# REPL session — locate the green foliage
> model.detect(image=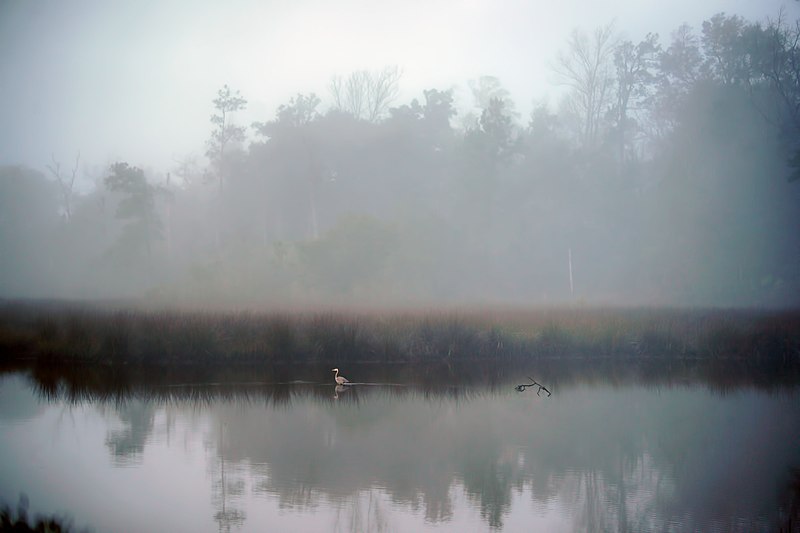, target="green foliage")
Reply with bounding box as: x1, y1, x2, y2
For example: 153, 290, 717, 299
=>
478, 97, 518, 162
700, 13, 750, 85
253, 93, 320, 136
421, 89, 457, 131
295, 214, 397, 296
103, 162, 165, 258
